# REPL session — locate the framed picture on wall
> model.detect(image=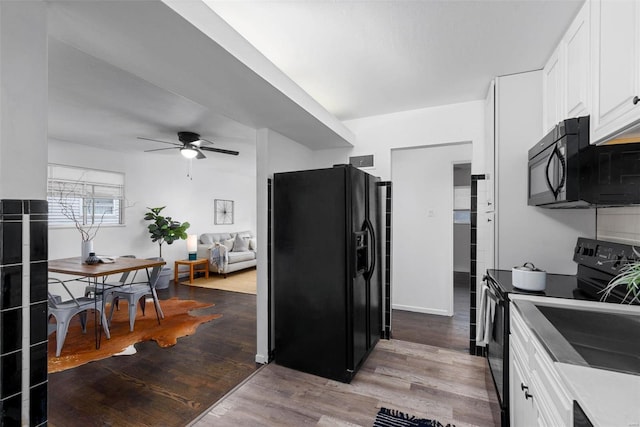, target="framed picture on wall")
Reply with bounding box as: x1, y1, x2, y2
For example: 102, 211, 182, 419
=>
214, 199, 234, 225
